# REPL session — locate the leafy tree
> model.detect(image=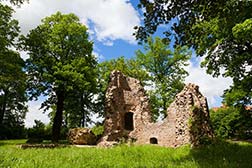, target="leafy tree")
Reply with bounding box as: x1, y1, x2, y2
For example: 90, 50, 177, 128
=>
135, 0, 252, 106
20, 12, 97, 142
63, 90, 99, 128
135, 37, 190, 119
98, 40, 189, 120
210, 107, 252, 139
0, 3, 27, 138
